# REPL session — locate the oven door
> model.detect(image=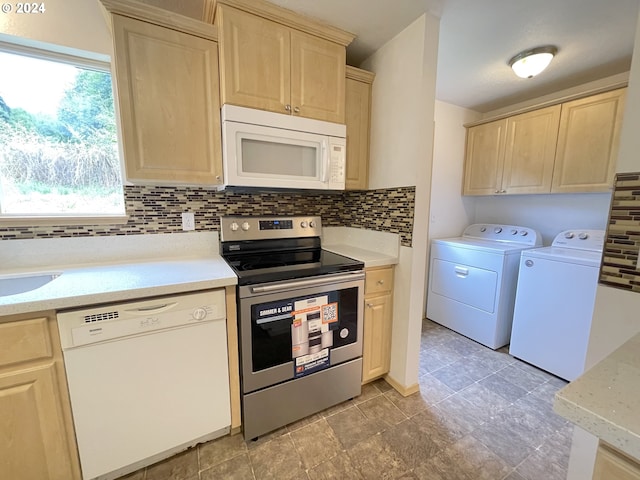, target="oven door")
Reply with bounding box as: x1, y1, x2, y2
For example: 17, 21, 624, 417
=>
237, 271, 364, 394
